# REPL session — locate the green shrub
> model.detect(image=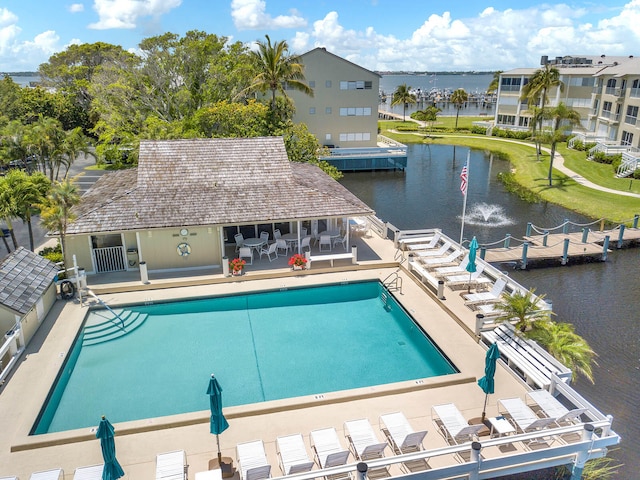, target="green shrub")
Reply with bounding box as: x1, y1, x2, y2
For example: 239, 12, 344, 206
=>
395, 123, 419, 132
611, 157, 622, 172
497, 171, 541, 202
471, 125, 488, 135
633, 169, 640, 179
